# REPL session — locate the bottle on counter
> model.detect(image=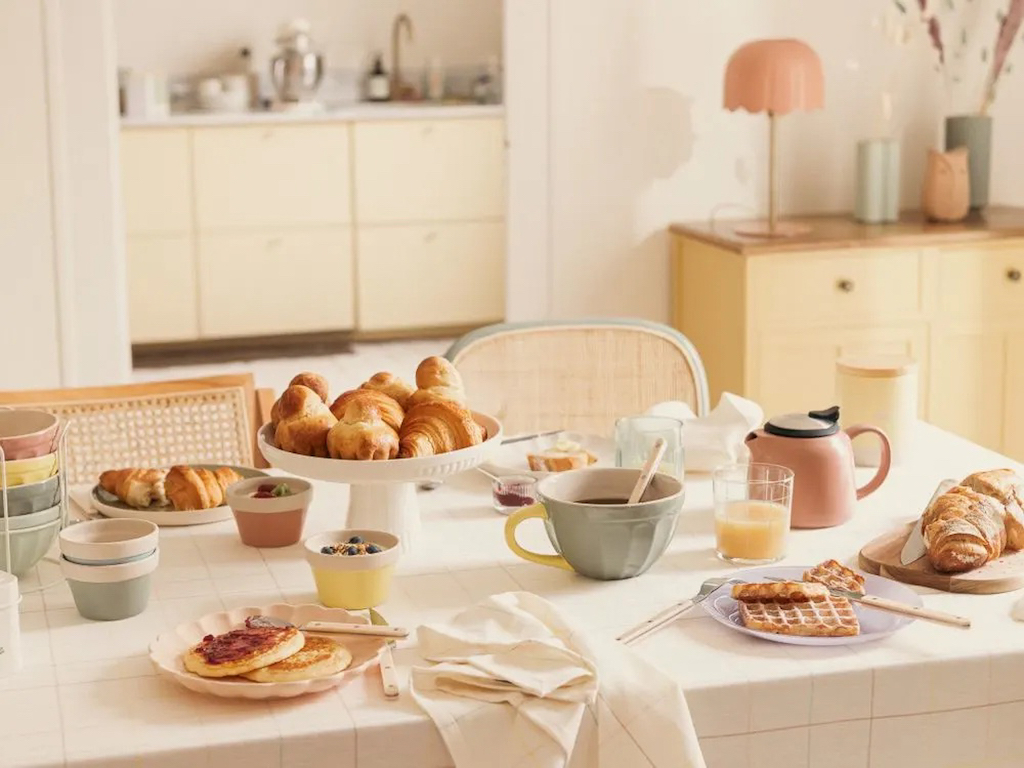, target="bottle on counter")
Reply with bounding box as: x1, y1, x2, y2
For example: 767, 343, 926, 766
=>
367, 53, 390, 102
240, 47, 262, 110
426, 56, 445, 101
